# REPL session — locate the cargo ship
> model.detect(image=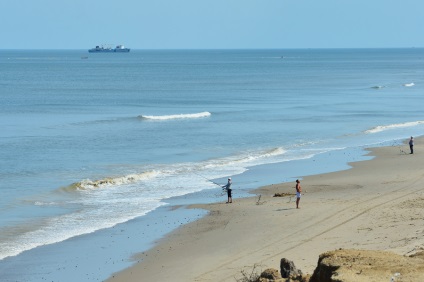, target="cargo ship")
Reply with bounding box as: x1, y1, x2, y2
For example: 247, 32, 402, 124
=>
88, 45, 130, 53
